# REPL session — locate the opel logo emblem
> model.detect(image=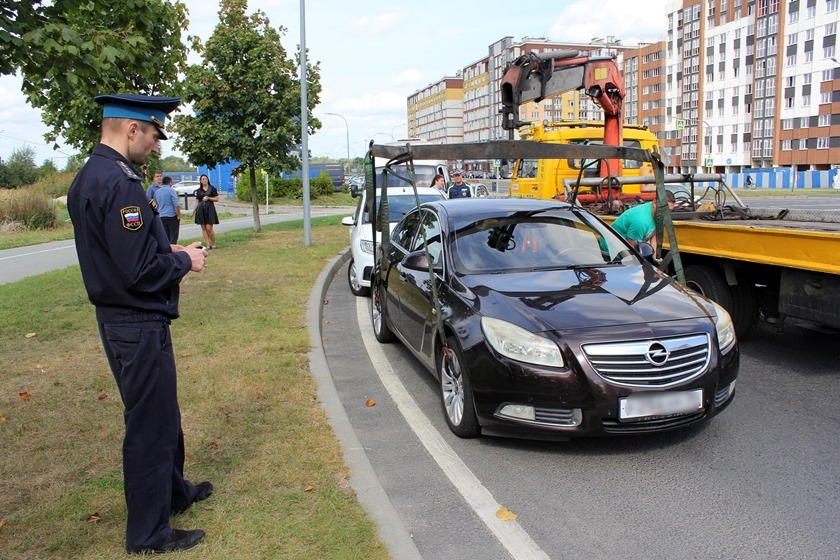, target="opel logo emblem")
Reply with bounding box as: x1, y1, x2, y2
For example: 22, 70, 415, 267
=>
645, 342, 670, 366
